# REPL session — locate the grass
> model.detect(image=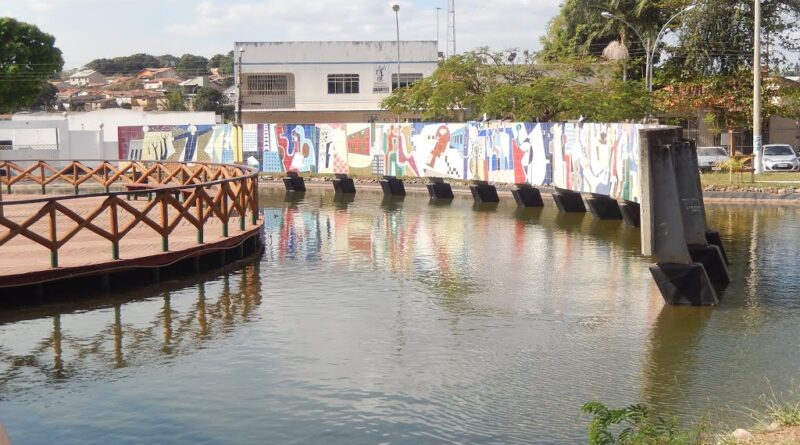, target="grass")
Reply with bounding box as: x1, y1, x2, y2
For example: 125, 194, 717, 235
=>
699, 171, 800, 191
